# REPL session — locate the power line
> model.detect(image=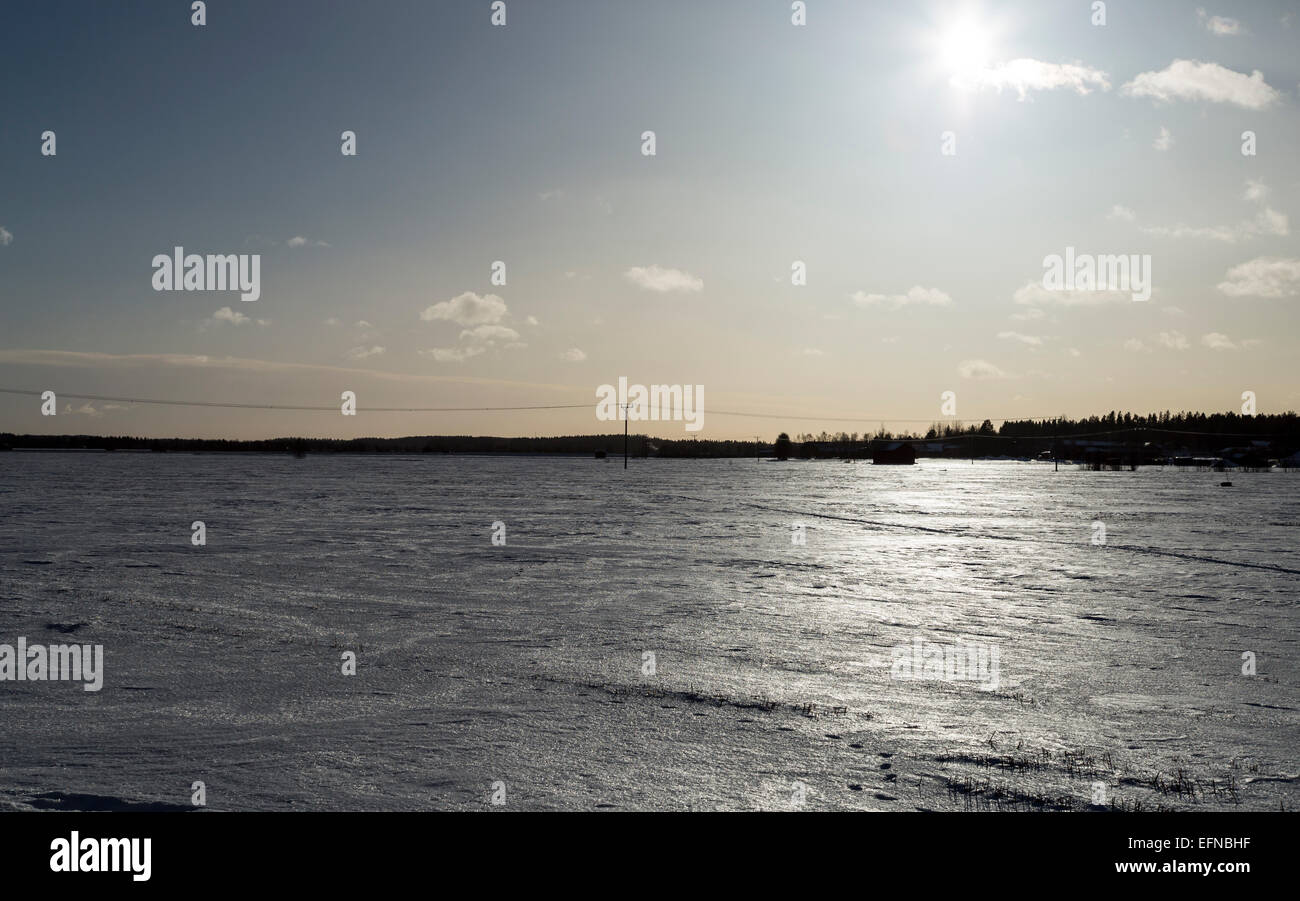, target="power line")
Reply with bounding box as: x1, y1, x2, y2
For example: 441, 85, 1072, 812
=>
0, 387, 1286, 438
